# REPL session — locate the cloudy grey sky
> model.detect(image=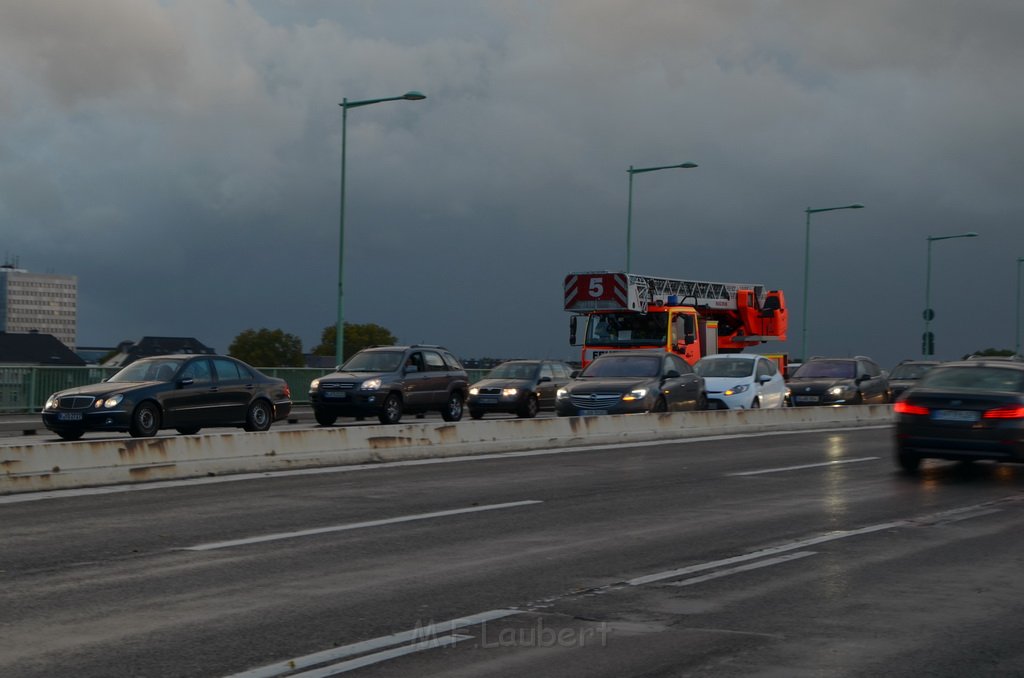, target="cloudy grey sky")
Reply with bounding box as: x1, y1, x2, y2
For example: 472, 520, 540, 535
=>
1, 0, 1022, 367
